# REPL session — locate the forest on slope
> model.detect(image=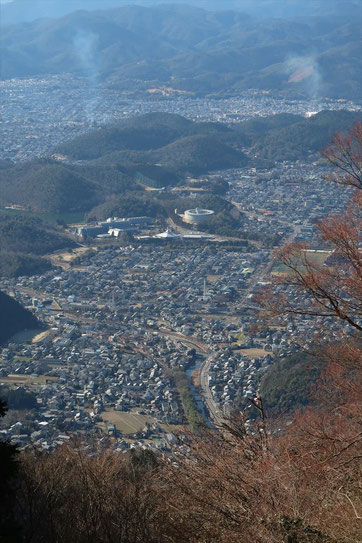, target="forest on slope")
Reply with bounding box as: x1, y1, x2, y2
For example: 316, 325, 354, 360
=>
260, 351, 325, 415
246, 110, 362, 161
0, 212, 75, 278
0, 291, 41, 345
0, 113, 249, 213
56, 110, 362, 165
1, 110, 358, 216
